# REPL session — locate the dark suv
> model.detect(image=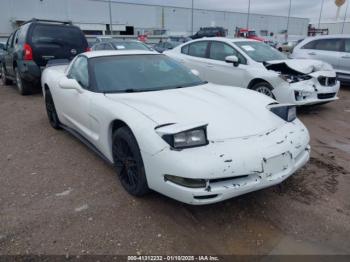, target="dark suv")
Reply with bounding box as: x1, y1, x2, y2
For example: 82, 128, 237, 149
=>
1, 19, 89, 95
191, 27, 227, 39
